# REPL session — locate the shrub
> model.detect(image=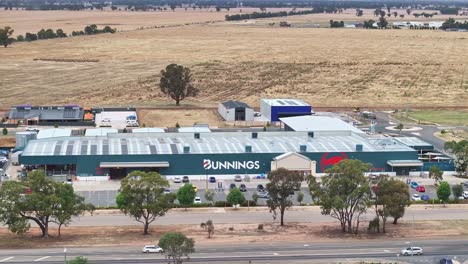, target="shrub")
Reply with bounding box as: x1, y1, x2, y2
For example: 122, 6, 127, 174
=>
214, 201, 231, 207
257, 224, 264, 230
228, 227, 234, 231
441, 129, 447, 134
